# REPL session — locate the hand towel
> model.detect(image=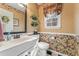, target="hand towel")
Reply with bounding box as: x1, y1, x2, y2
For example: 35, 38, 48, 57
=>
0, 18, 4, 41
